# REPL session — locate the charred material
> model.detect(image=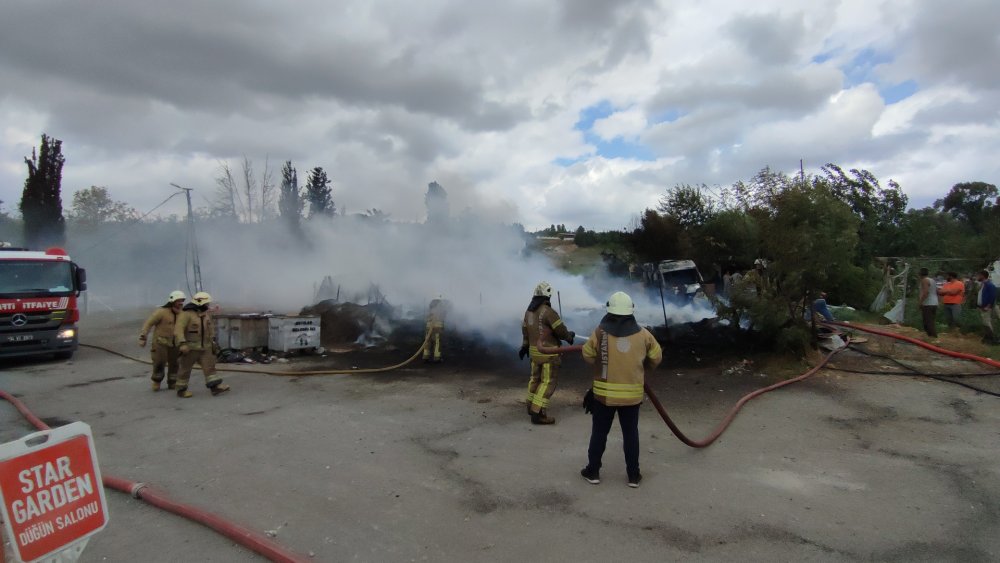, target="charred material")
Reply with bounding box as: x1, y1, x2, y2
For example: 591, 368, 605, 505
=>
649, 318, 765, 368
